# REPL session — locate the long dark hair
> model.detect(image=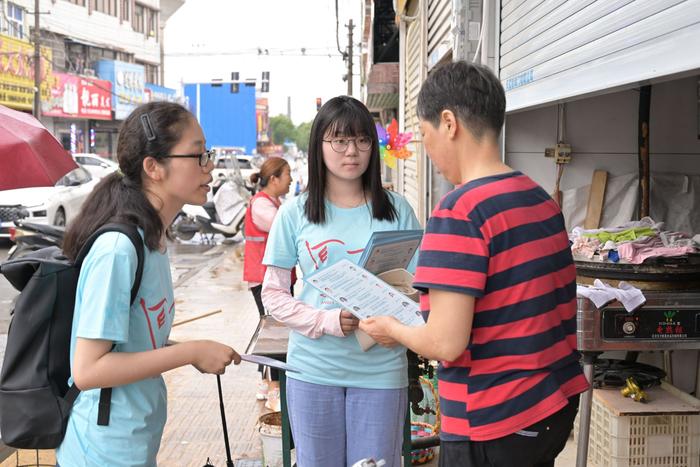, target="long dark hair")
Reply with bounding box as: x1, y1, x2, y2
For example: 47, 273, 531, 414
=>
305, 96, 397, 224
63, 101, 194, 260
